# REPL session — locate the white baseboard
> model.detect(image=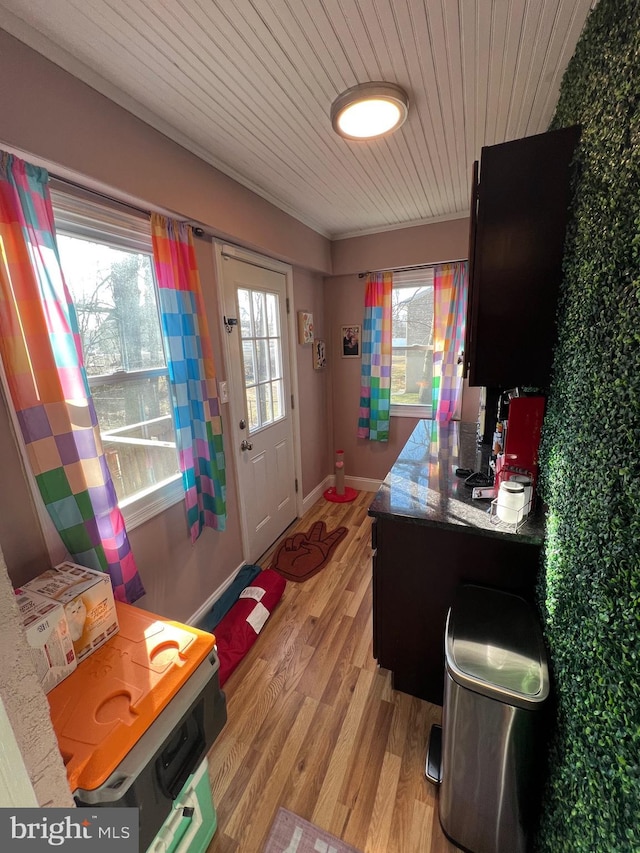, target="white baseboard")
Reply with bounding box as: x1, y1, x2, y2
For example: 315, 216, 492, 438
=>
186, 559, 246, 627
303, 475, 380, 513
302, 476, 331, 513
346, 475, 382, 493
